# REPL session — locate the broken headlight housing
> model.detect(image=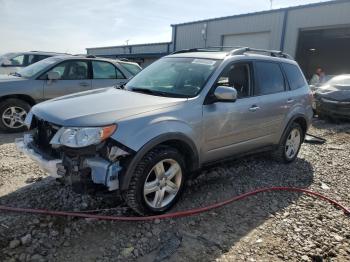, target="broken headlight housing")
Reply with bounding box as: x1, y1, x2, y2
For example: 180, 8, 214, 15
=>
50, 125, 117, 148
